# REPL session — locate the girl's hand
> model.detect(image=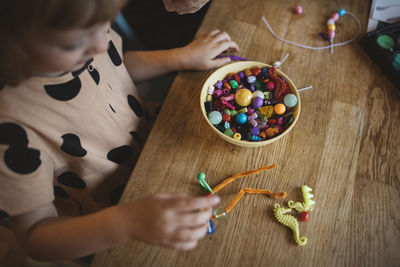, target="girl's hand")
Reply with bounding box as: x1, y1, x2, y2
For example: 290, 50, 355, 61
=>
179, 30, 240, 71
120, 193, 220, 250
